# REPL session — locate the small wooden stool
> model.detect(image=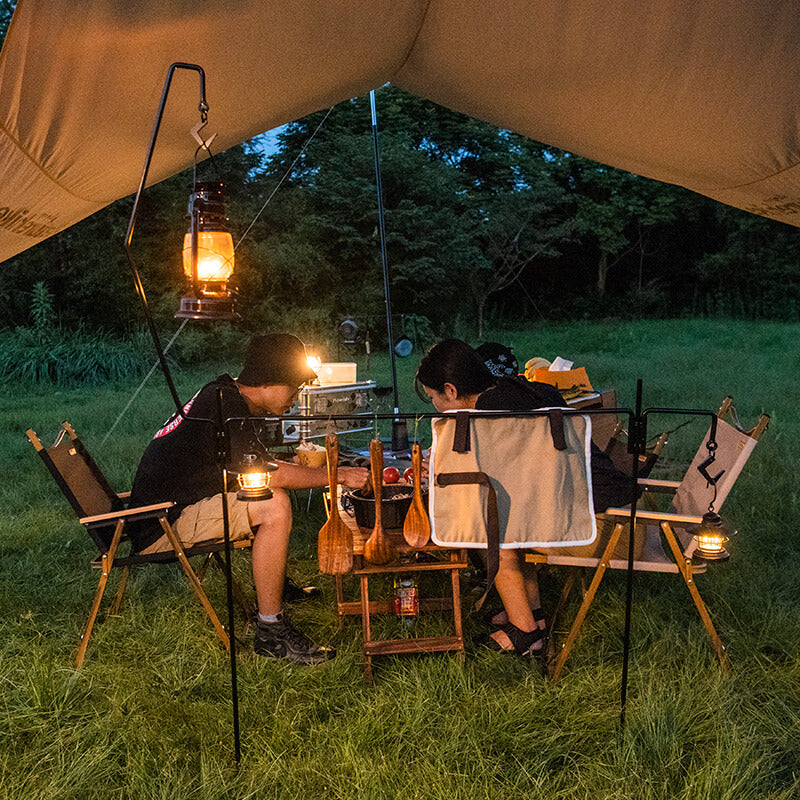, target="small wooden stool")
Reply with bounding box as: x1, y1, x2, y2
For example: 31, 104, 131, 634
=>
330, 491, 468, 681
